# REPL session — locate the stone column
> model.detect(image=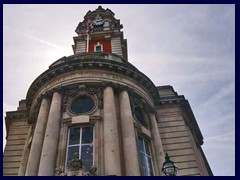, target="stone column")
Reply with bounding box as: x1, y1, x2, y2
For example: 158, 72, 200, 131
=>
38, 91, 62, 176
119, 90, 141, 176
25, 97, 51, 176
149, 113, 165, 176
103, 86, 121, 176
